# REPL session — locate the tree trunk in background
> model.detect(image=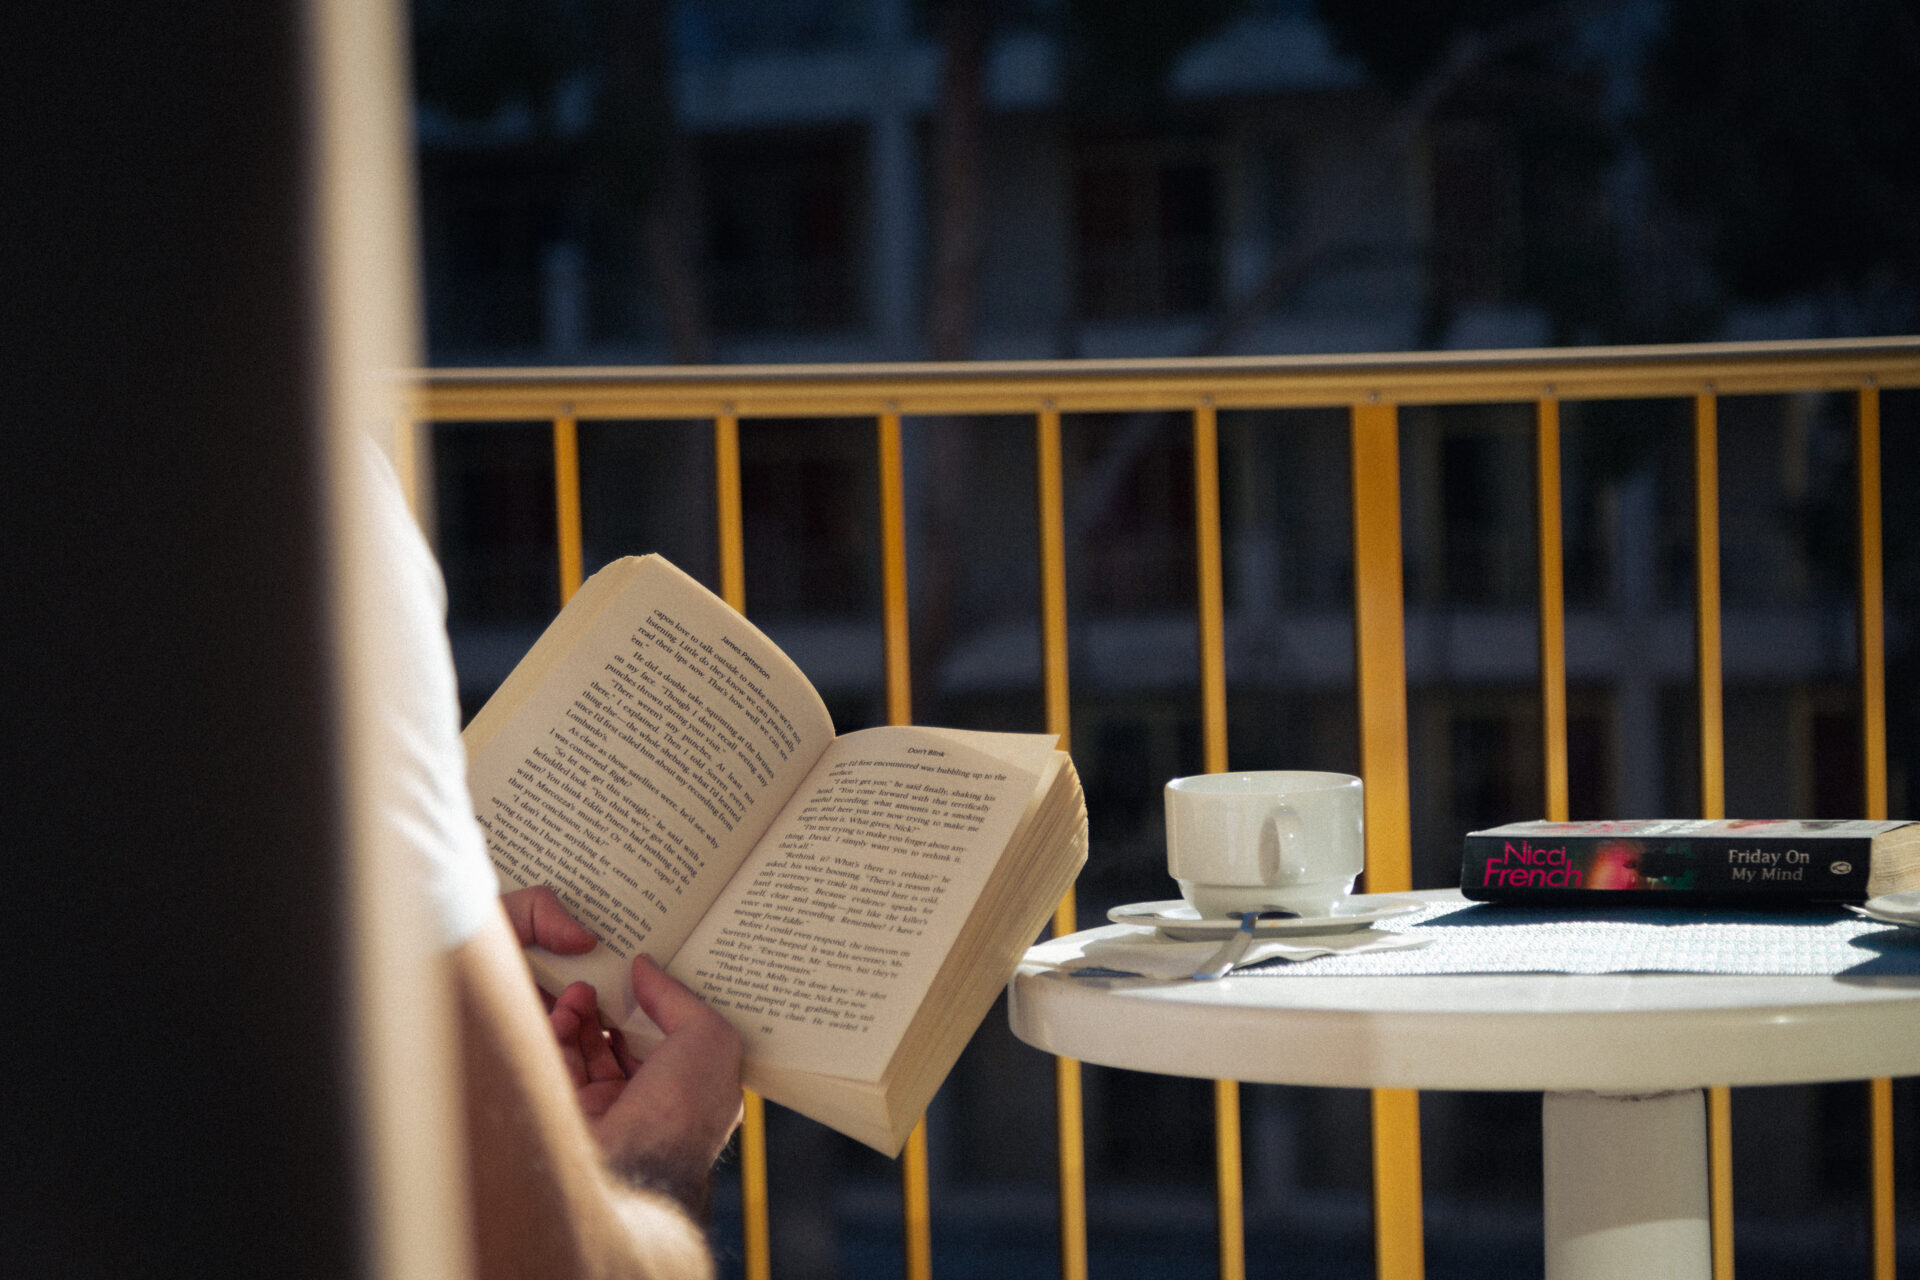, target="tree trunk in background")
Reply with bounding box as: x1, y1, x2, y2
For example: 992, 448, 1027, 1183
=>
925, 0, 989, 362
916, 1, 993, 717
598, 0, 712, 364
641, 137, 711, 365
